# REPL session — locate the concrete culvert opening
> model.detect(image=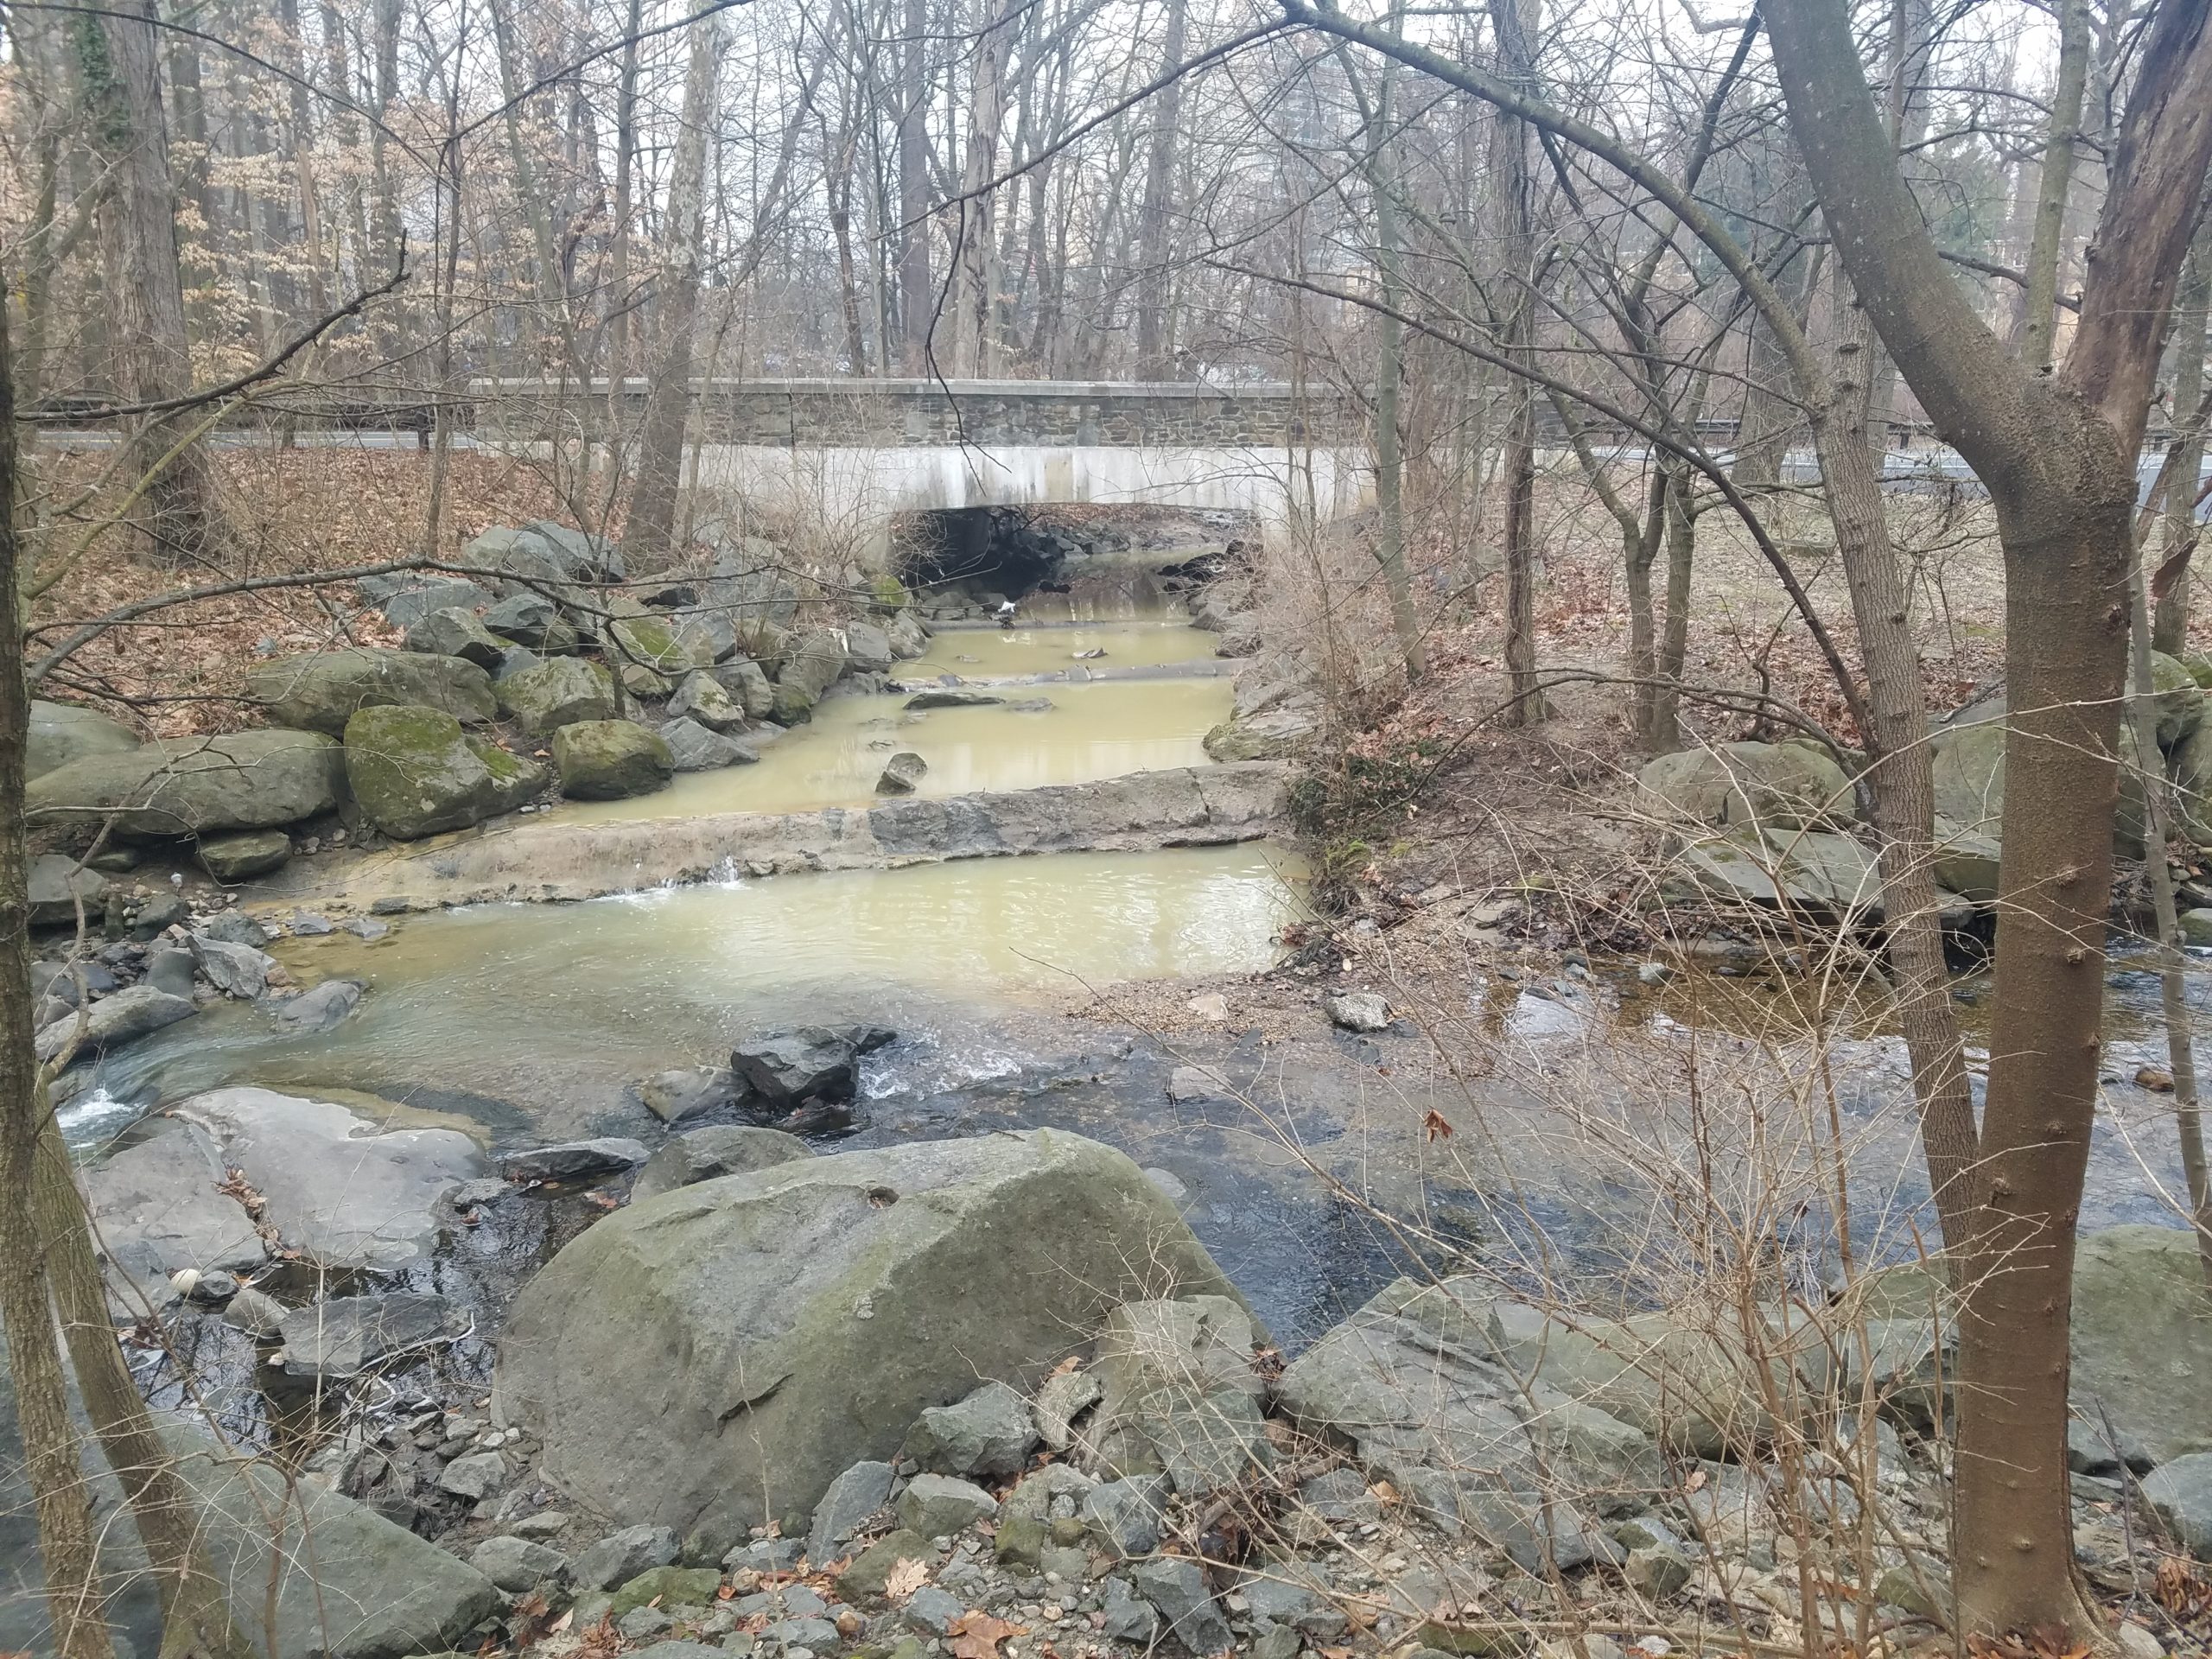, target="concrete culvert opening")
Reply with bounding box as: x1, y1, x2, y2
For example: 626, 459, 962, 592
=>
889, 504, 1258, 622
